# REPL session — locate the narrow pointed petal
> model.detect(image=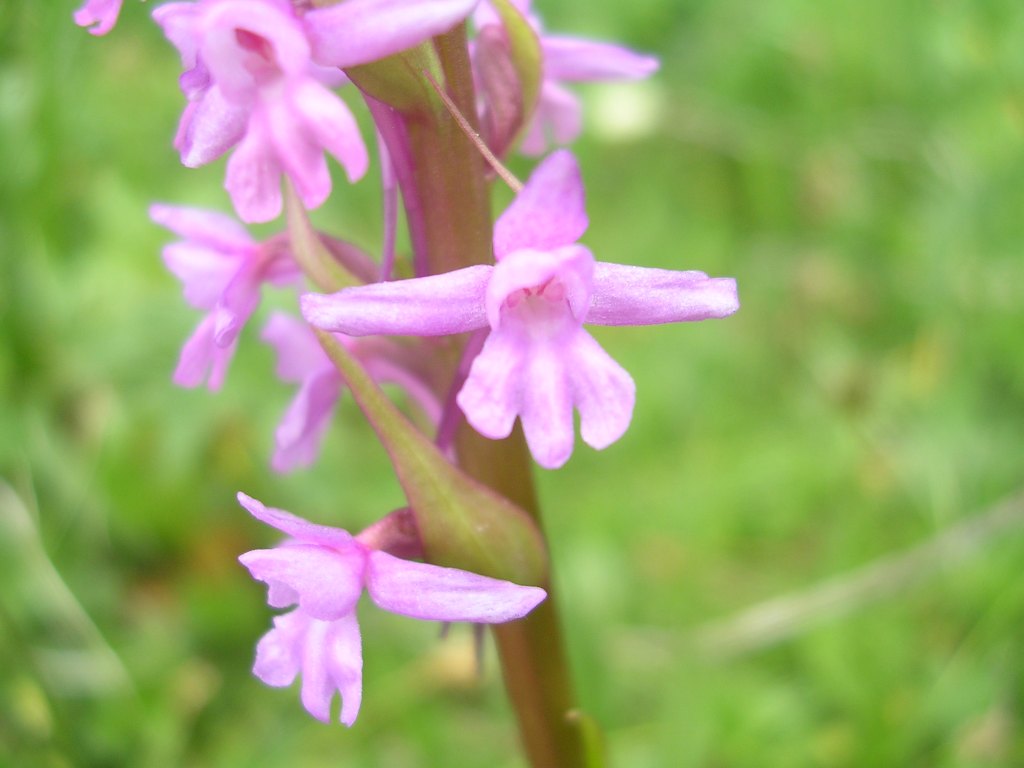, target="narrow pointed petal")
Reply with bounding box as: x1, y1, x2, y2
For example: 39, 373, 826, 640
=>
542, 37, 659, 81
457, 326, 525, 440
493, 149, 587, 258
225, 121, 283, 223
298, 612, 363, 725
366, 550, 546, 623
239, 544, 364, 620
566, 329, 635, 450
305, 0, 480, 68
587, 264, 740, 325
237, 493, 356, 550
301, 265, 492, 336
